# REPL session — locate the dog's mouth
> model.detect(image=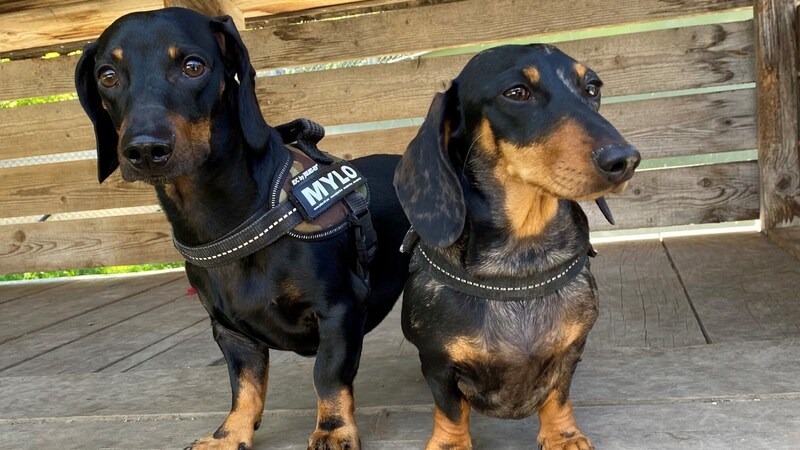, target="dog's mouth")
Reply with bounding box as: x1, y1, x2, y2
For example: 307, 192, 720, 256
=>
118, 147, 200, 186
119, 164, 180, 186
541, 170, 634, 225
590, 144, 639, 224
141, 175, 175, 186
